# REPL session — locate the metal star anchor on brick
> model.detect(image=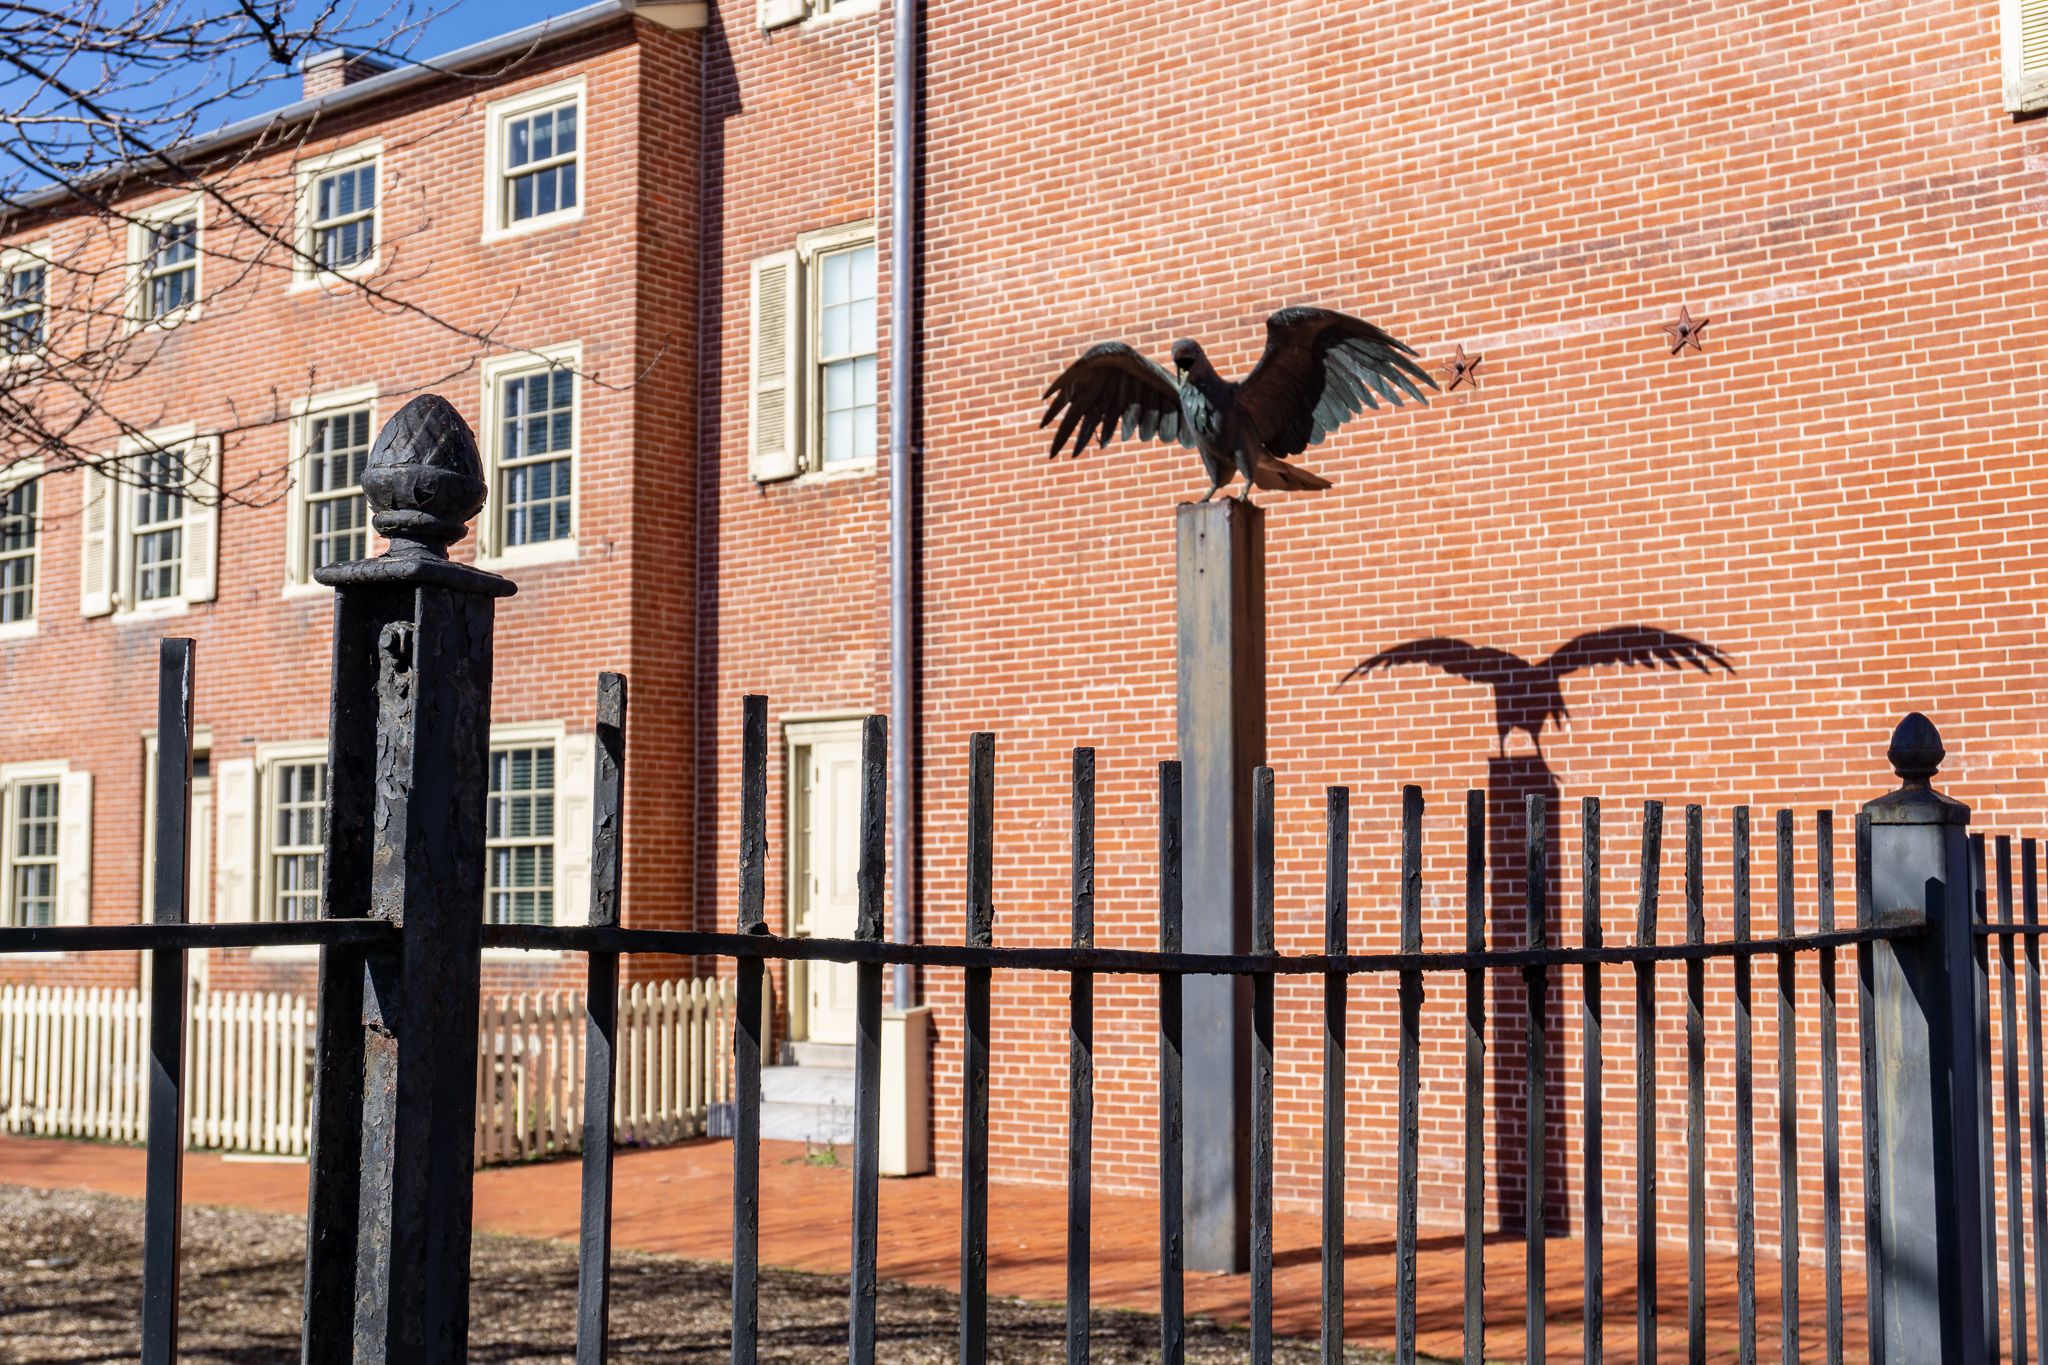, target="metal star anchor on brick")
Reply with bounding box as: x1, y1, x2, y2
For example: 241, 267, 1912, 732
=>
1663, 305, 1710, 354
1038, 307, 1437, 502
